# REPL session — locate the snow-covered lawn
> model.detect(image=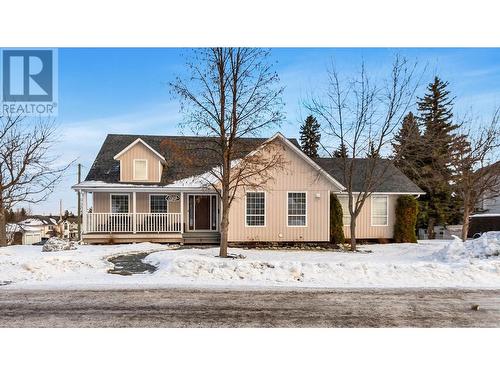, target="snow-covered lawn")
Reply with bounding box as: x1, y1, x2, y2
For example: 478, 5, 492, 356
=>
1, 233, 500, 289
